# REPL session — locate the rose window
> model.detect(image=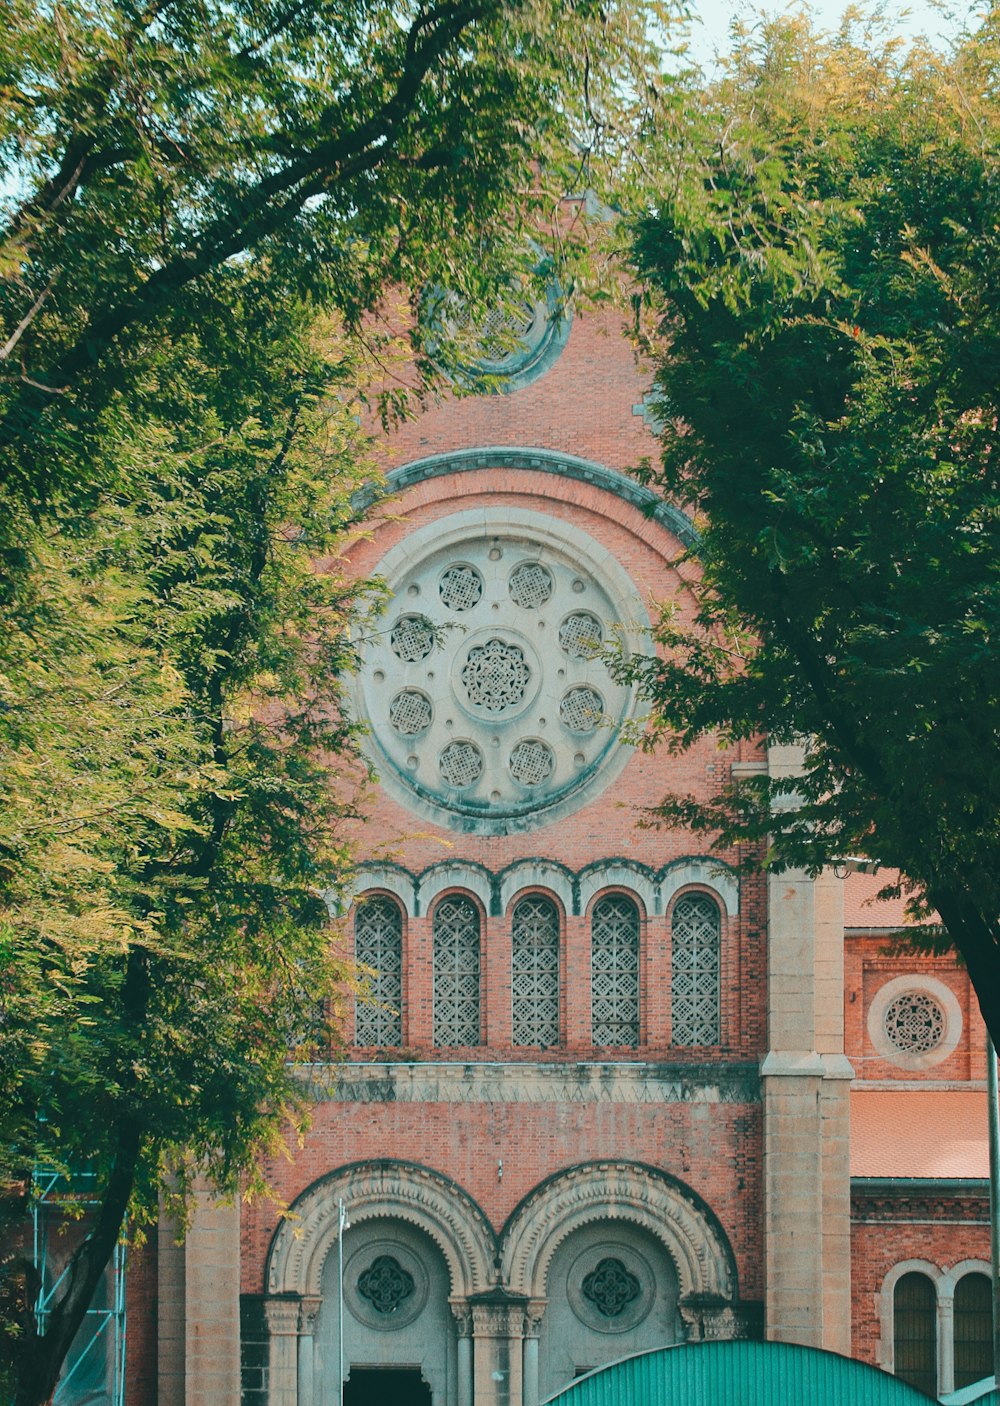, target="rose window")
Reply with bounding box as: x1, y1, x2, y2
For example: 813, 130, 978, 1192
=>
439, 741, 483, 788
439, 564, 483, 611
356, 516, 642, 832
581, 1258, 641, 1319
509, 739, 554, 785
390, 615, 435, 662
559, 686, 603, 734
461, 638, 530, 712
559, 612, 603, 658
357, 1255, 416, 1315
883, 991, 946, 1055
